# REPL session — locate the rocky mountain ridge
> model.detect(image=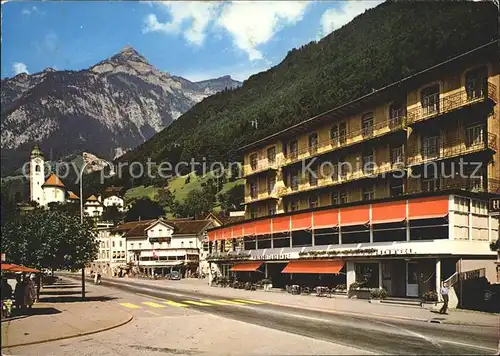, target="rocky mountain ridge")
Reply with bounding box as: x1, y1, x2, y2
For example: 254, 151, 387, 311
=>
0, 46, 241, 175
